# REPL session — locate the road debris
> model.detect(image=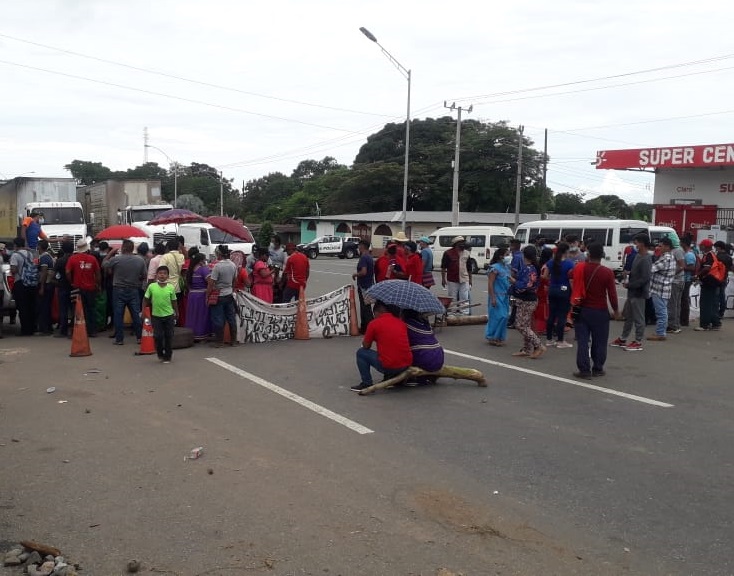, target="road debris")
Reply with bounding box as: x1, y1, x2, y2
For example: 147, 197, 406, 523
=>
185, 446, 204, 461
46, 387, 56, 394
